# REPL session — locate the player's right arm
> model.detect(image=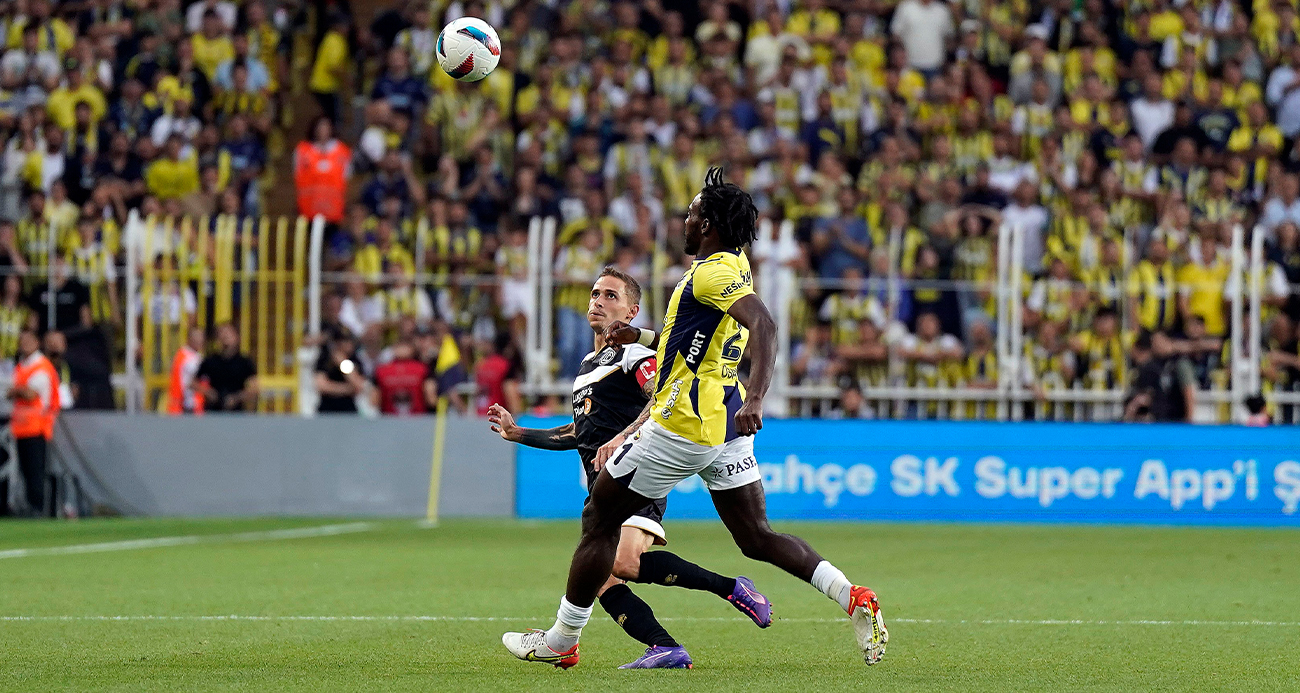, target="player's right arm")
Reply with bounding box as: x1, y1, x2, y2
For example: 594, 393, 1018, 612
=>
726, 294, 776, 436
692, 256, 773, 437
487, 403, 578, 451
